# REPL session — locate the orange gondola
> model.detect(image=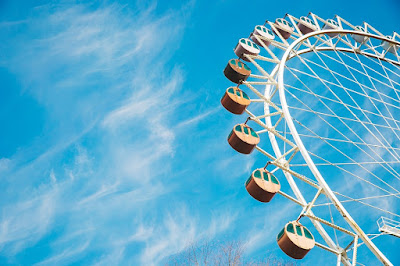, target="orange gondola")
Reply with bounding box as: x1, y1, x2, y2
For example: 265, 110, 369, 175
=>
245, 168, 280, 202
221, 87, 251, 114
277, 221, 315, 259
223, 59, 251, 84
227, 123, 260, 154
